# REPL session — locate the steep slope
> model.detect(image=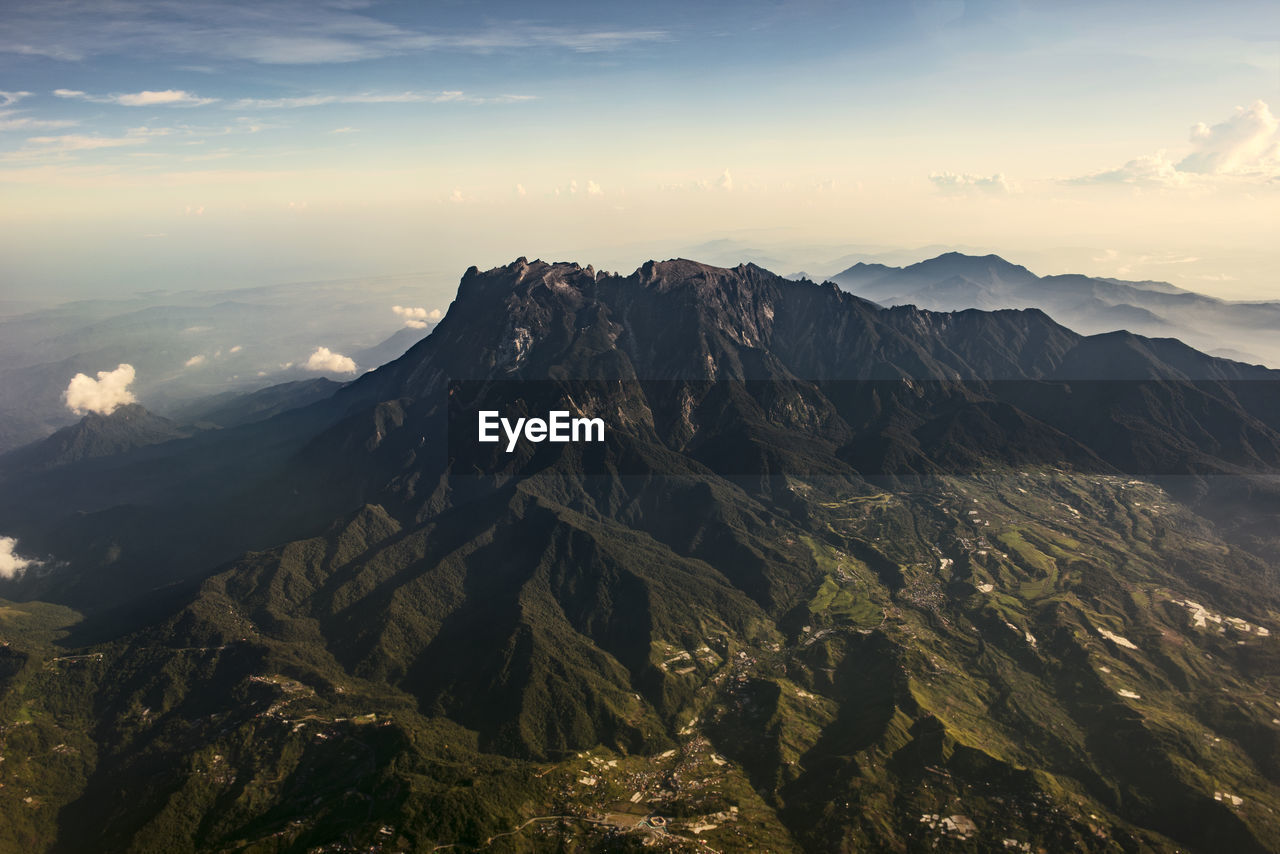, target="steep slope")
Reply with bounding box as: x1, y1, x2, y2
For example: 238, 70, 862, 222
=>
2, 259, 1280, 852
